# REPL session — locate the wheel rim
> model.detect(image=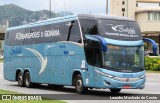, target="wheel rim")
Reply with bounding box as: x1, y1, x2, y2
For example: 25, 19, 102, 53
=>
18, 73, 23, 85
76, 79, 83, 92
